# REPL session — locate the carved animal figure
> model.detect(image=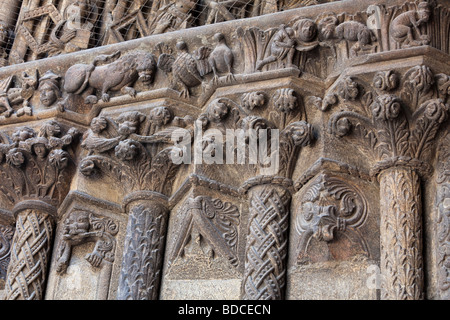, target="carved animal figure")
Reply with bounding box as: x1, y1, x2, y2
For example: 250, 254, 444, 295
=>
63, 50, 157, 104
389, 2, 431, 48
208, 33, 234, 84
157, 41, 211, 98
